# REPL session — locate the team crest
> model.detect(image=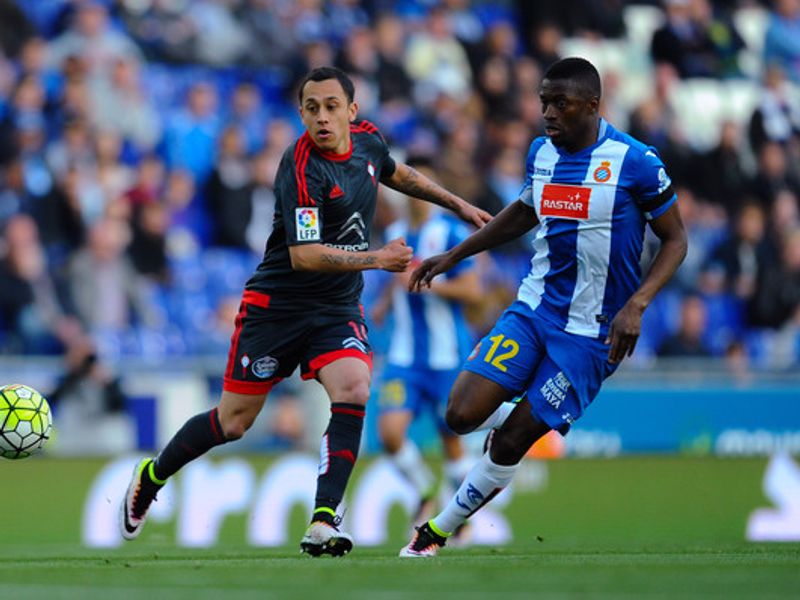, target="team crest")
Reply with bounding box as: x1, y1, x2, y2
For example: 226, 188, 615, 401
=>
252, 356, 279, 379
295, 207, 320, 241
593, 160, 612, 183
367, 161, 376, 185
